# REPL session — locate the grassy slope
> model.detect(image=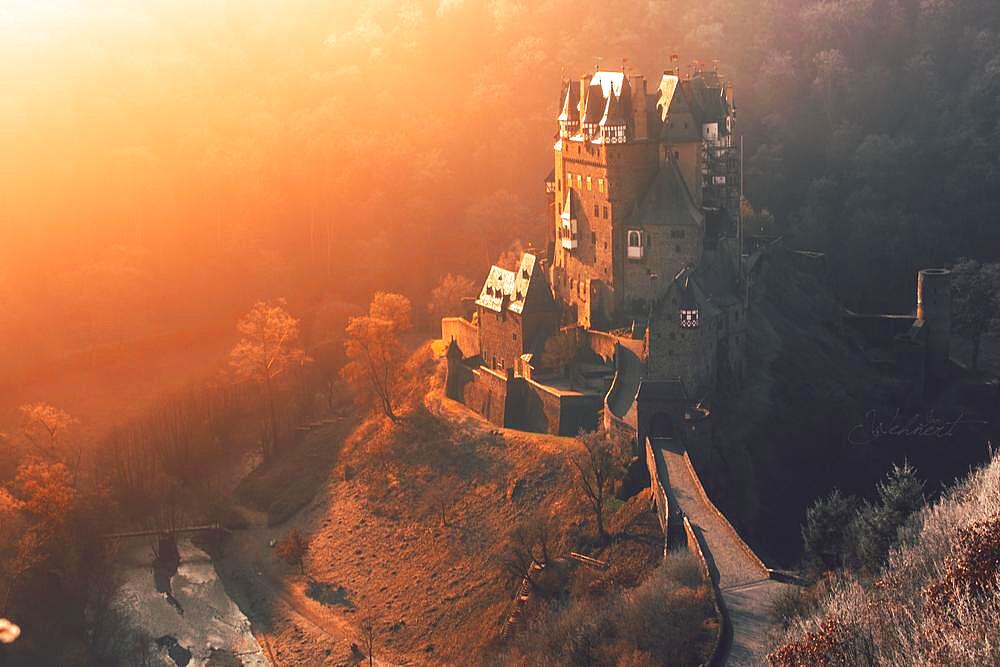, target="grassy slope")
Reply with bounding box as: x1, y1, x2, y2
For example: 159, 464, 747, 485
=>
223, 342, 713, 665
296, 343, 594, 664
